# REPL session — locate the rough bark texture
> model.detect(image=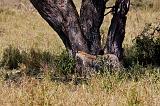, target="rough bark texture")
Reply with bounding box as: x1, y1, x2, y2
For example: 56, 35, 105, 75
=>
104, 0, 130, 61
30, 0, 89, 55
80, 0, 106, 55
